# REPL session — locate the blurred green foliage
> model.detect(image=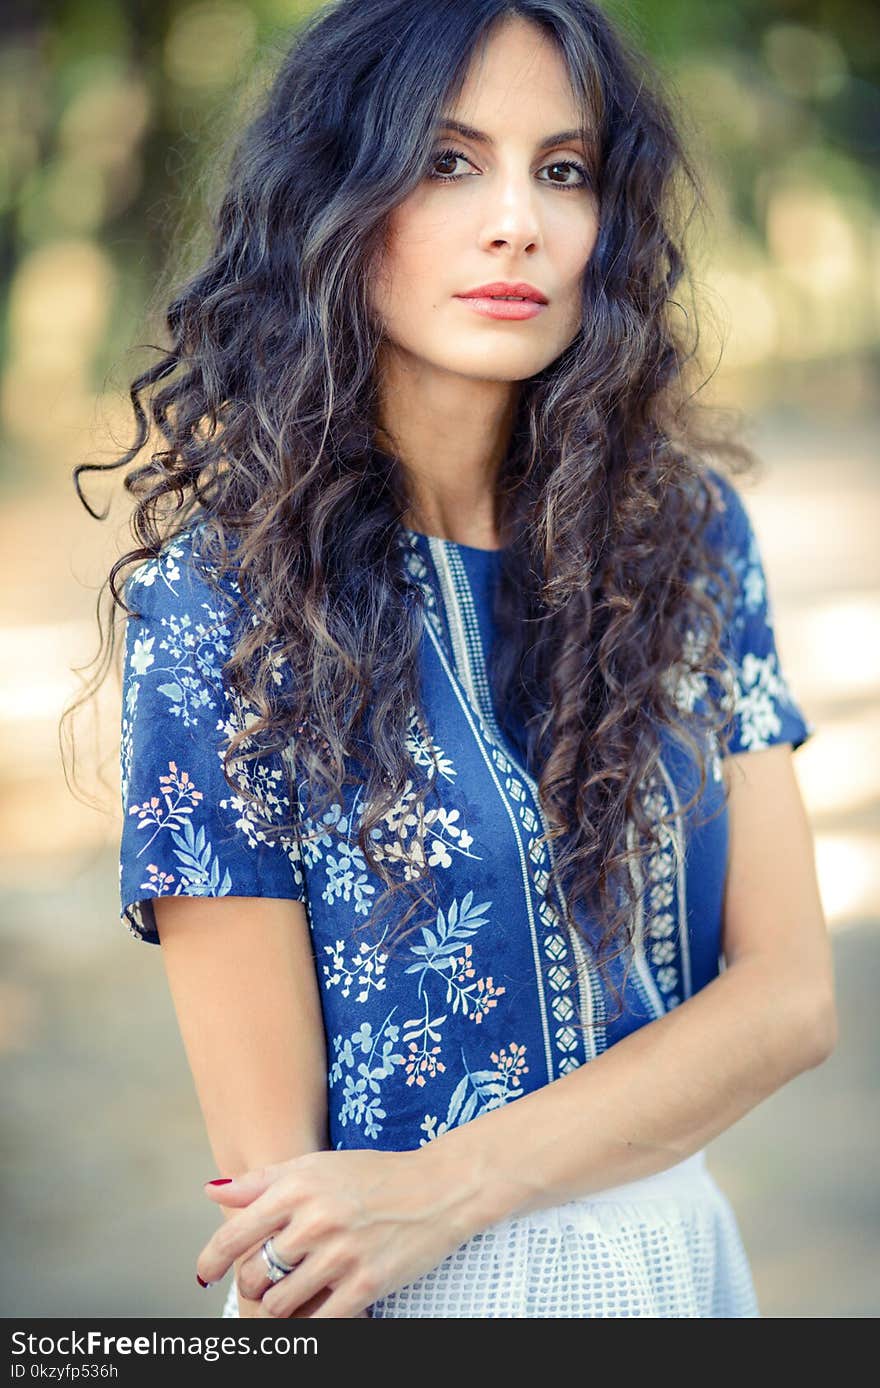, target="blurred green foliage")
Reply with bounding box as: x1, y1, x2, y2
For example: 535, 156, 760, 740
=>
0, 0, 877, 479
